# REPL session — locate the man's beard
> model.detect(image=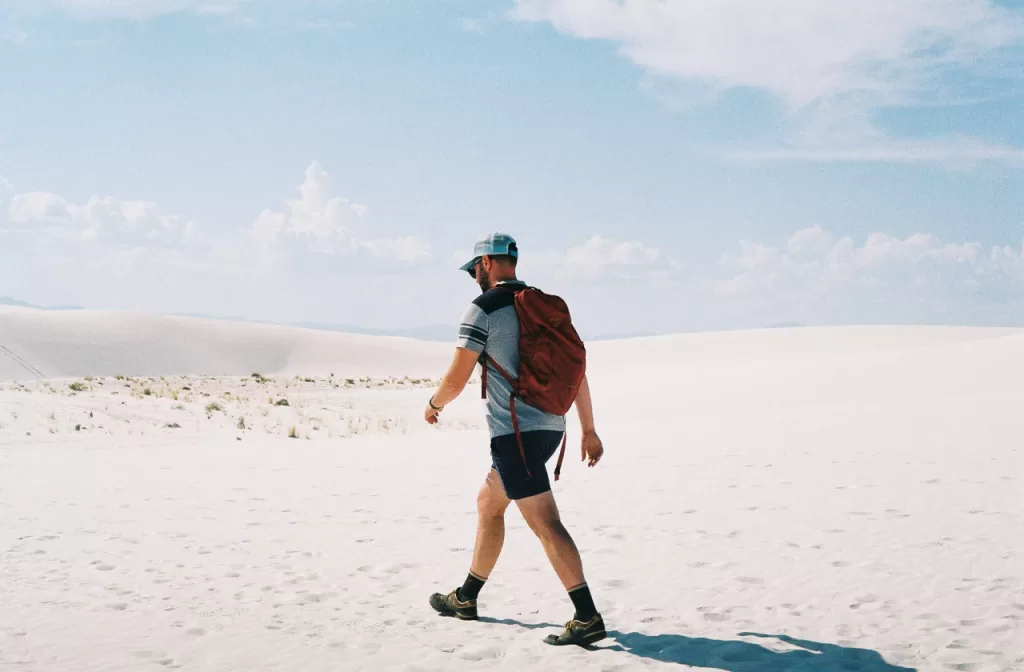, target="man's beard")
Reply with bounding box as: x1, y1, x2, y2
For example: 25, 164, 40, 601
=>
477, 274, 492, 293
